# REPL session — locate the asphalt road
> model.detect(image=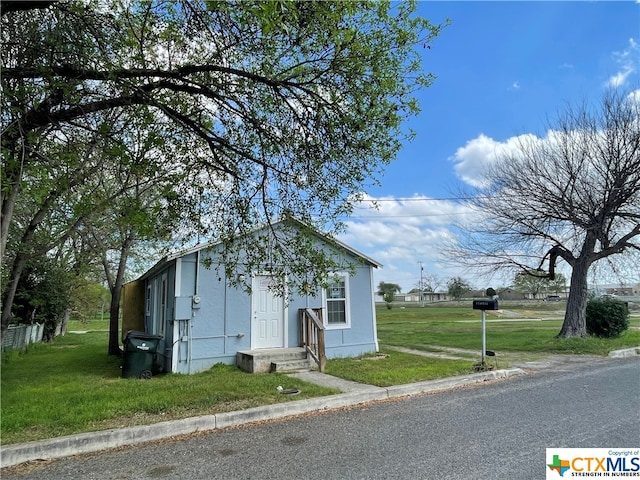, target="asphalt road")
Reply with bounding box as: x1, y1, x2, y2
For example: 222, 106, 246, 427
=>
4, 358, 639, 480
